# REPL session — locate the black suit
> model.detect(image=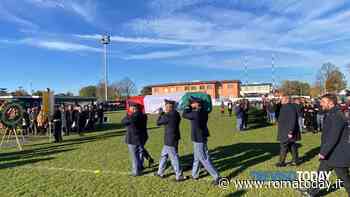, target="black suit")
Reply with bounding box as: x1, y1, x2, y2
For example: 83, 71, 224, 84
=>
277, 103, 301, 164
310, 107, 350, 196
157, 110, 181, 148
122, 111, 146, 145
65, 110, 73, 135
182, 108, 210, 143
53, 109, 62, 142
